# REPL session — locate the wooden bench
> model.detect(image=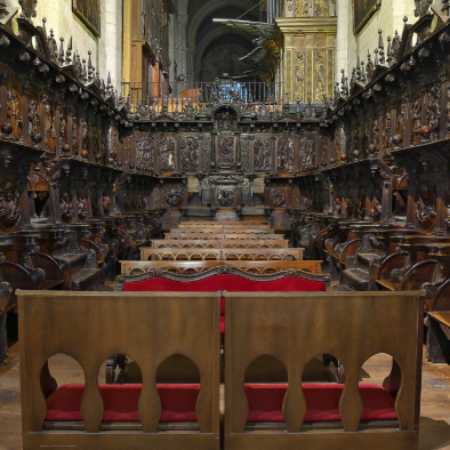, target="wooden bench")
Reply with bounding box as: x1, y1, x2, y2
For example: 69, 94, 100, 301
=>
18, 290, 220, 450
165, 233, 285, 240
115, 268, 330, 384
224, 291, 424, 450
151, 240, 290, 249
140, 248, 303, 262
121, 261, 323, 276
